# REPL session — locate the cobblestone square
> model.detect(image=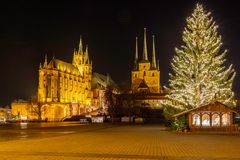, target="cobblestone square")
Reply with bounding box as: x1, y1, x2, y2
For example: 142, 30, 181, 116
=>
0, 124, 240, 160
